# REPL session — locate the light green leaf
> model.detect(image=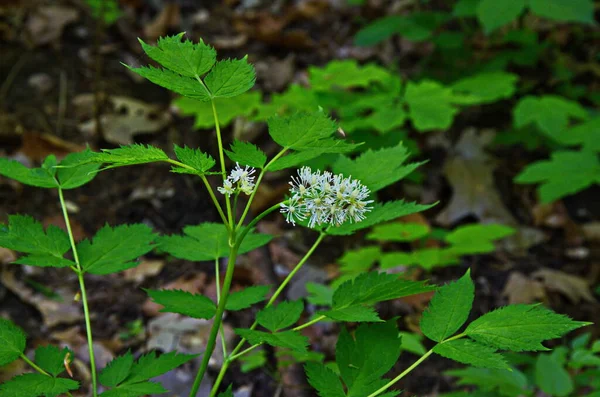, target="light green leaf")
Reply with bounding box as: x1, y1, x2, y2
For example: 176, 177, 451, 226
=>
204, 57, 256, 99
333, 142, 424, 192
305, 362, 346, 397
452, 72, 518, 103
176, 91, 262, 129
321, 305, 381, 323
84, 144, 170, 169
514, 150, 600, 203
535, 352, 574, 397
0, 373, 79, 397
476, 0, 526, 34
327, 200, 436, 236
13, 254, 74, 269
529, 0, 595, 24
399, 332, 427, 355
367, 222, 430, 242
339, 246, 381, 275
433, 339, 510, 369
224, 140, 267, 169
226, 285, 271, 311
309, 60, 391, 89
77, 224, 156, 275
171, 145, 215, 175
125, 65, 210, 101
56, 150, 101, 189
99, 351, 134, 388
35, 345, 73, 377
380, 248, 459, 270
405, 80, 461, 131
123, 351, 198, 384
306, 283, 333, 306
513, 95, 588, 138
0, 156, 58, 189
257, 300, 304, 332
465, 304, 591, 351
446, 367, 528, 396
445, 224, 515, 254
421, 270, 474, 342
234, 329, 309, 353
139, 33, 216, 78
100, 381, 167, 397
144, 289, 216, 319
158, 223, 272, 261
552, 117, 600, 152
0, 215, 70, 257
0, 318, 26, 366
